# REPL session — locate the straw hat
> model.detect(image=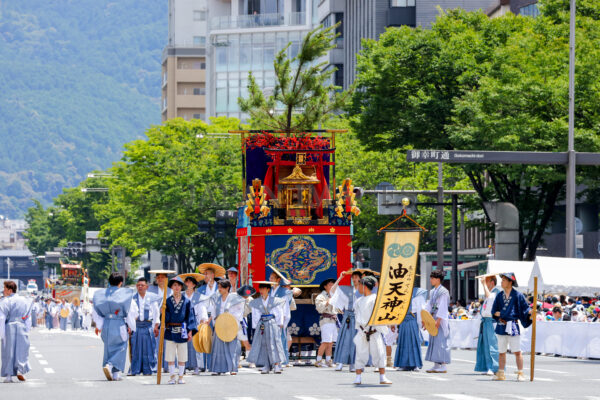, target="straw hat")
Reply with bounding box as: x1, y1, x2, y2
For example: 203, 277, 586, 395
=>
178, 273, 205, 286
353, 267, 381, 277
421, 309, 438, 337
266, 264, 291, 285
148, 269, 176, 276
60, 308, 69, 318
214, 312, 239, 343
72, 298, 81, 306
198, 323, 213, 353
192, 331, 203, 353
196, 263, 226, 278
